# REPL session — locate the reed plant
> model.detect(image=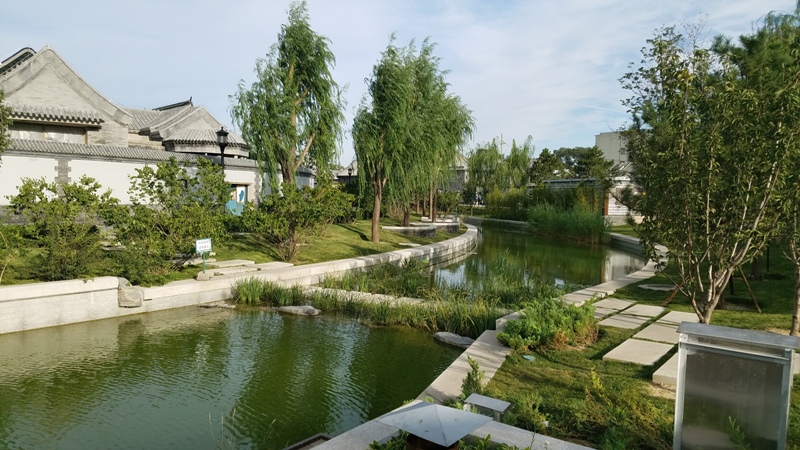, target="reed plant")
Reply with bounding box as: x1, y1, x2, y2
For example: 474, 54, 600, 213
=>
232, 278, 305, 306
527, 204, 609, 245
